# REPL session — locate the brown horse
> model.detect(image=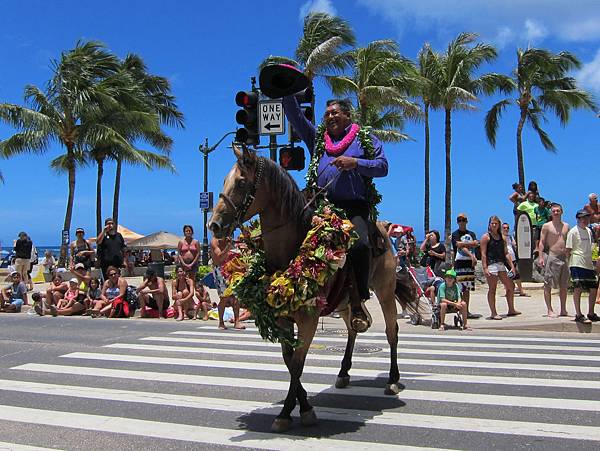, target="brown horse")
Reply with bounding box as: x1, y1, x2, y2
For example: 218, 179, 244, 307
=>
209, 144, 400, 433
